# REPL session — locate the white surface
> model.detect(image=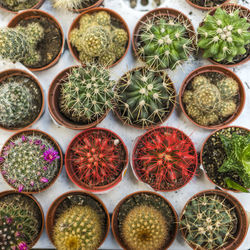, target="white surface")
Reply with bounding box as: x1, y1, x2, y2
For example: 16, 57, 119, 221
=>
0, 0, 249, 249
